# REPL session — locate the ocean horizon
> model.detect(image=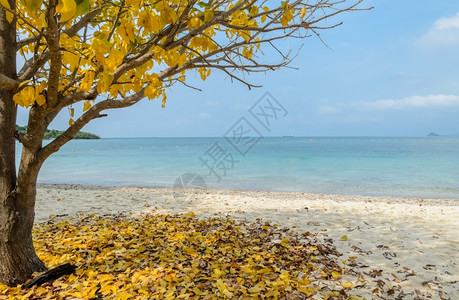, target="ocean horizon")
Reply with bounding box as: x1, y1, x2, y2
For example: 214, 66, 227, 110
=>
17, 136, 459, 199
